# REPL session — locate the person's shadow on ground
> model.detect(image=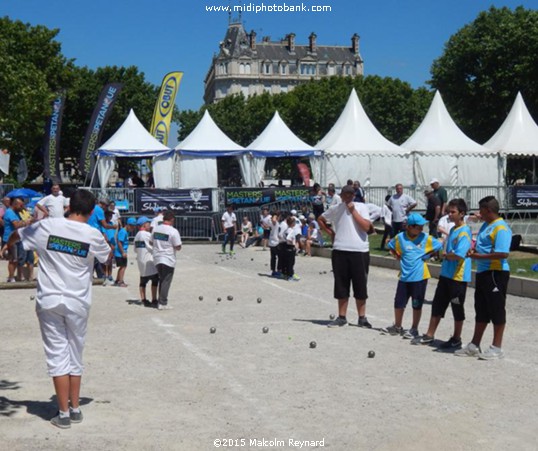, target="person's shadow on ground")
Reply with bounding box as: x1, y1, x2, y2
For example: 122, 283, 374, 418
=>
1, 379, 93, 420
